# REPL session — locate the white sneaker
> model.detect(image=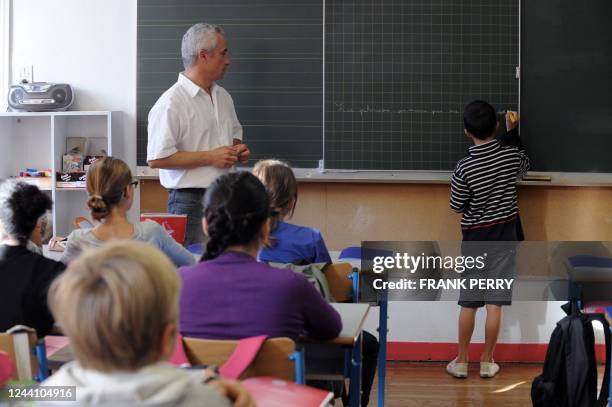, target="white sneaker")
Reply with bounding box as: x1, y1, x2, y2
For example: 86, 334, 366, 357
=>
446, 358, 468, 378
480, 361, 500, 378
